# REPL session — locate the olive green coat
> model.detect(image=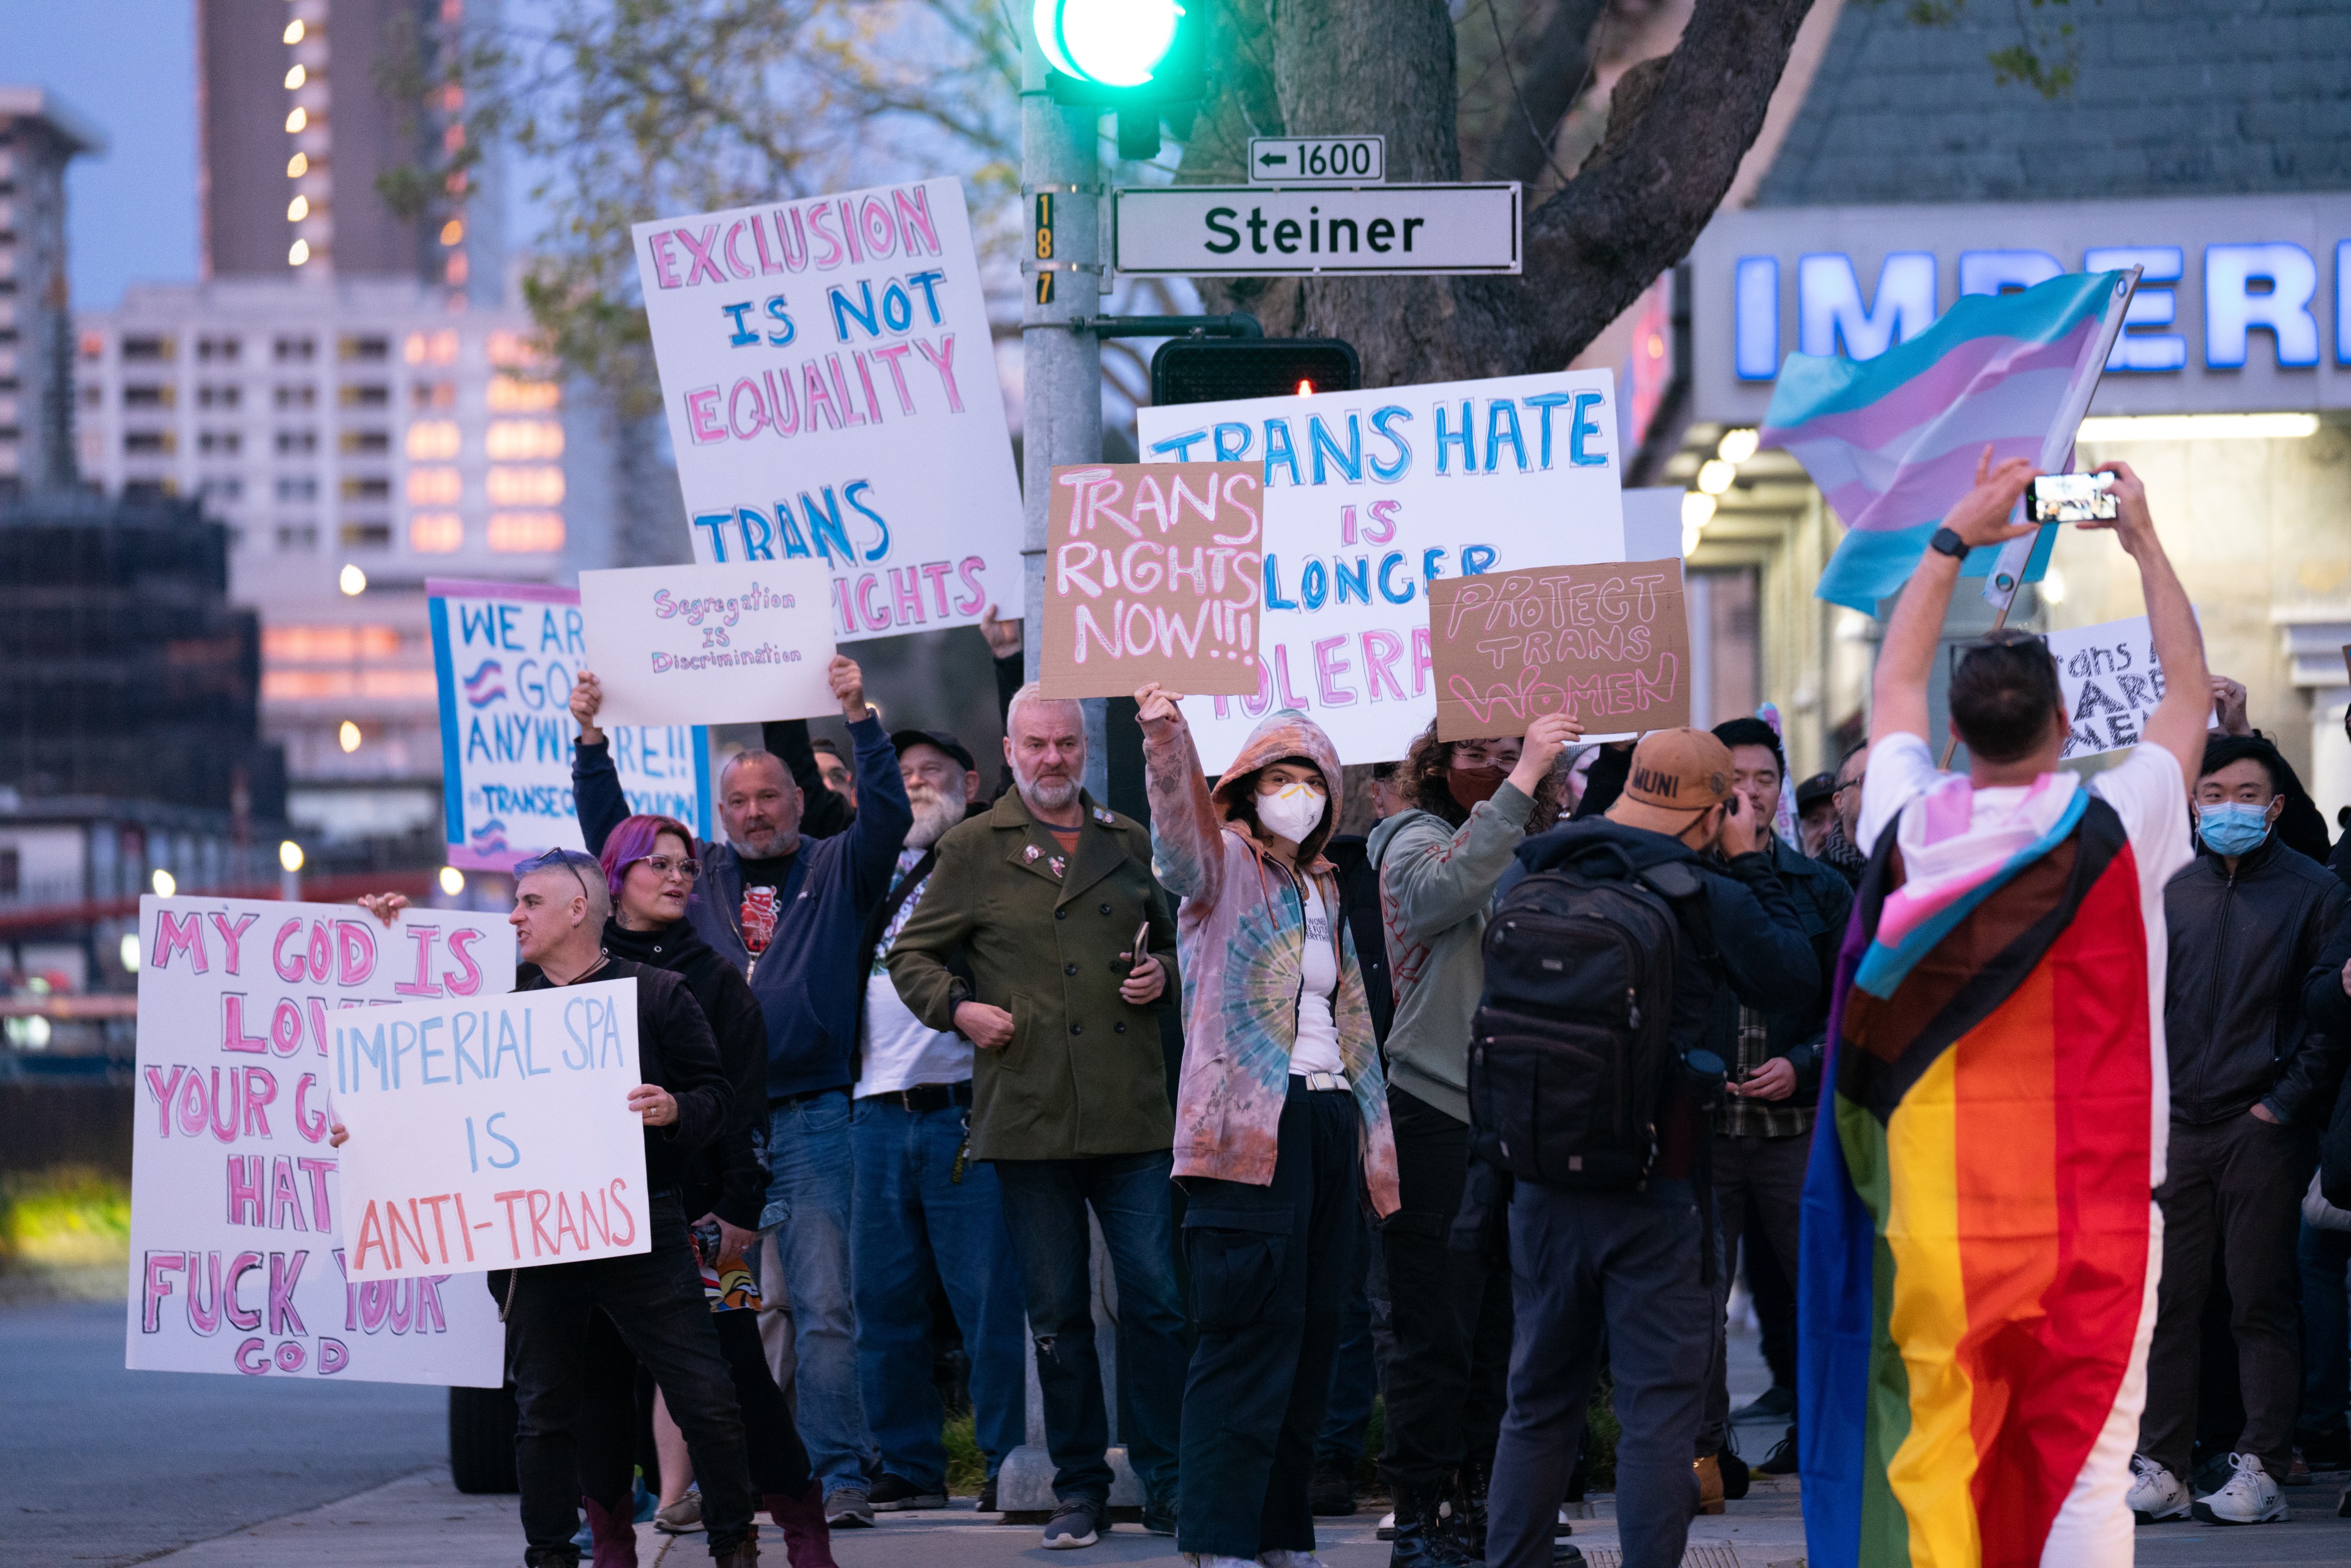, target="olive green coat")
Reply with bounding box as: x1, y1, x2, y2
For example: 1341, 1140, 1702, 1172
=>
885, 788, 1180, 1161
